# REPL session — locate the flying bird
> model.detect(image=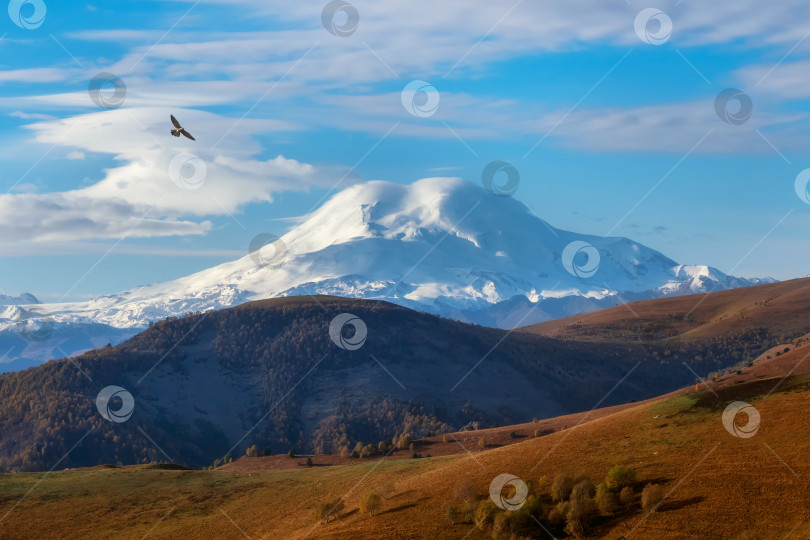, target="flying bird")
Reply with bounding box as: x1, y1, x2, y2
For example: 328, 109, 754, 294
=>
170, 115, 195, 141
